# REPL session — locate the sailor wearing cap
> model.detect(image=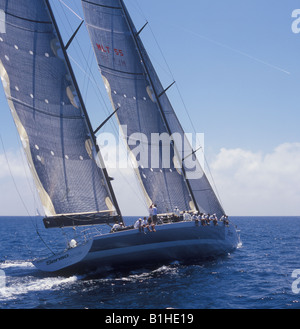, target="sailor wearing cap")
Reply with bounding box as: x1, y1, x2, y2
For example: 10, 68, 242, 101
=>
174, 206, 180, 217
134, 218, 144, 233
